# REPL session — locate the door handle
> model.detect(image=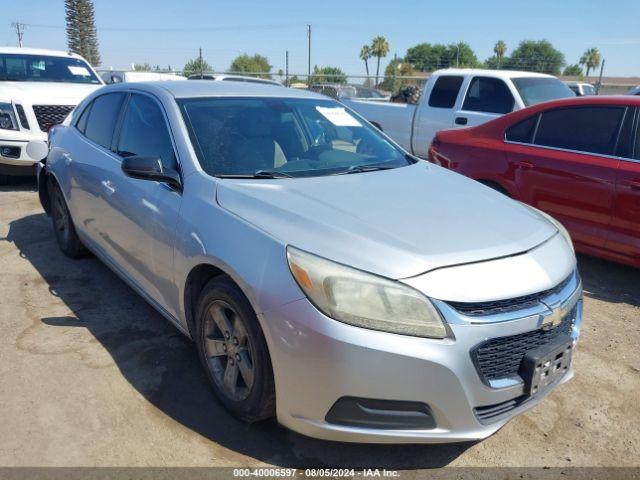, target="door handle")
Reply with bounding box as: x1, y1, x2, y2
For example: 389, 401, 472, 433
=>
517, 160, 534, 169
62, 152, 73, 165
455, 117, 468, 126
101, 180, 115, 195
